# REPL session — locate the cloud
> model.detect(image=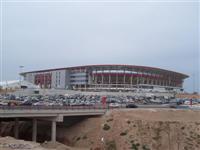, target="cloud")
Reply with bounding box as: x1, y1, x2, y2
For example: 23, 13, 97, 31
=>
1, 1, 199, 92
